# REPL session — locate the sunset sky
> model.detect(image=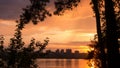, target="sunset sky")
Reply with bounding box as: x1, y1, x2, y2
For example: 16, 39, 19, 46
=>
0, 0, 96, 53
